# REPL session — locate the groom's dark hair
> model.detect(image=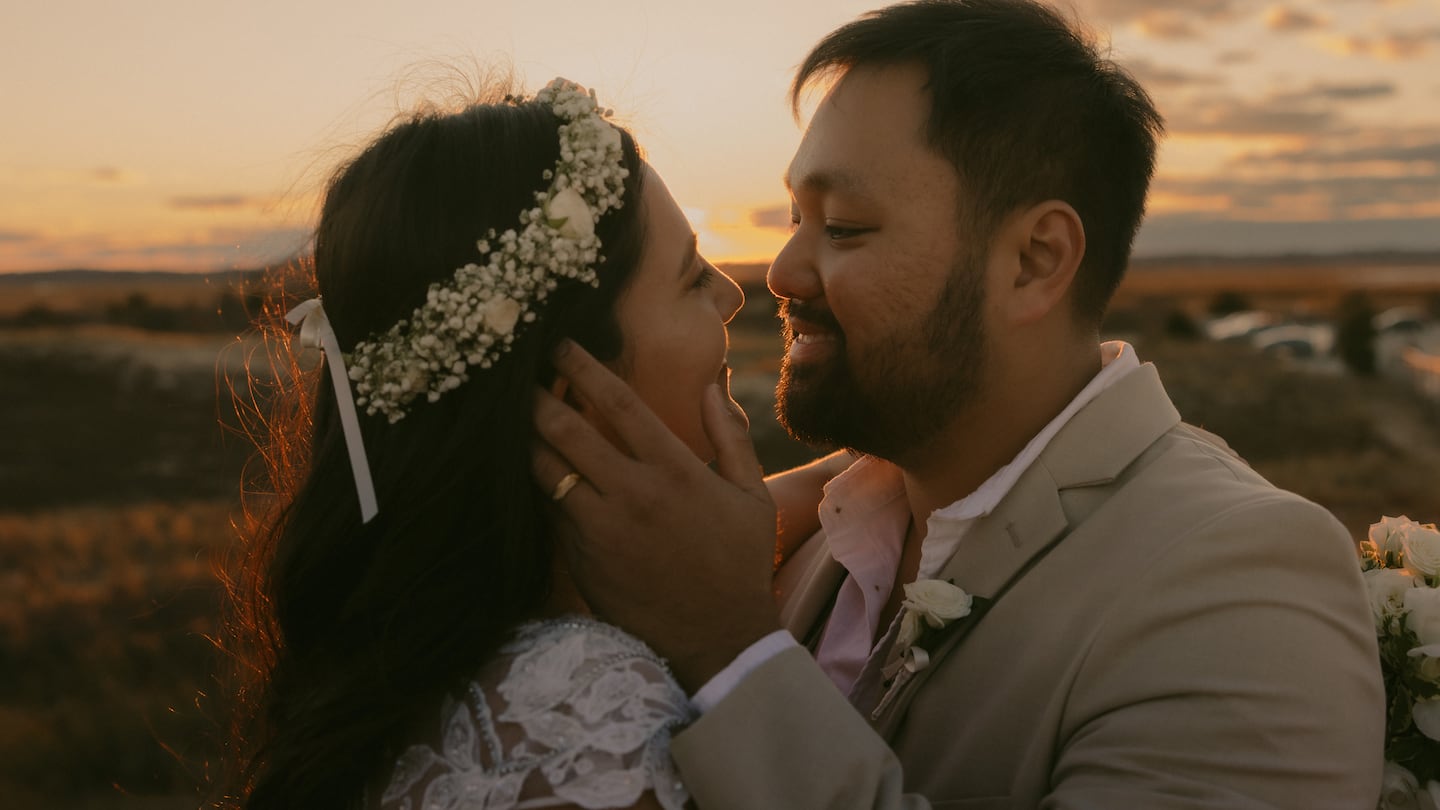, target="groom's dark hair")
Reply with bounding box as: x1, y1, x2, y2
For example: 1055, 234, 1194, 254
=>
793, 0, 1164, 326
